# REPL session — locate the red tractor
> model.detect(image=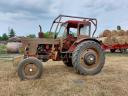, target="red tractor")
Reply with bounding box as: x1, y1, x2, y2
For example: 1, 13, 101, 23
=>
18, 15, 105, 80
